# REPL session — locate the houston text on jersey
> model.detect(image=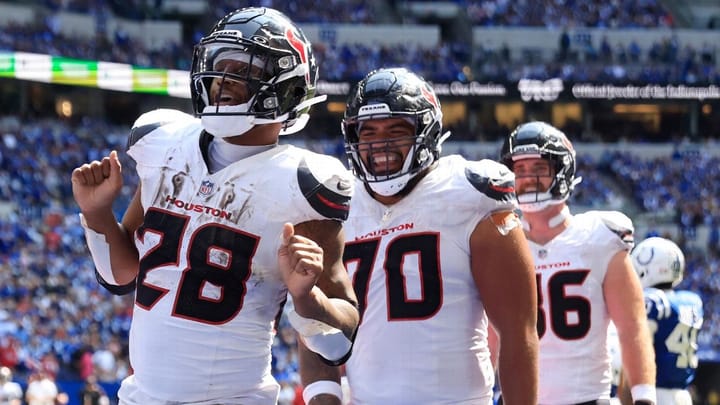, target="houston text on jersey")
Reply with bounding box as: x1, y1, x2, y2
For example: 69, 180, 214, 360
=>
535, 261, 571, 270
354, 222, 414, 241
165, 195, 233, 219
